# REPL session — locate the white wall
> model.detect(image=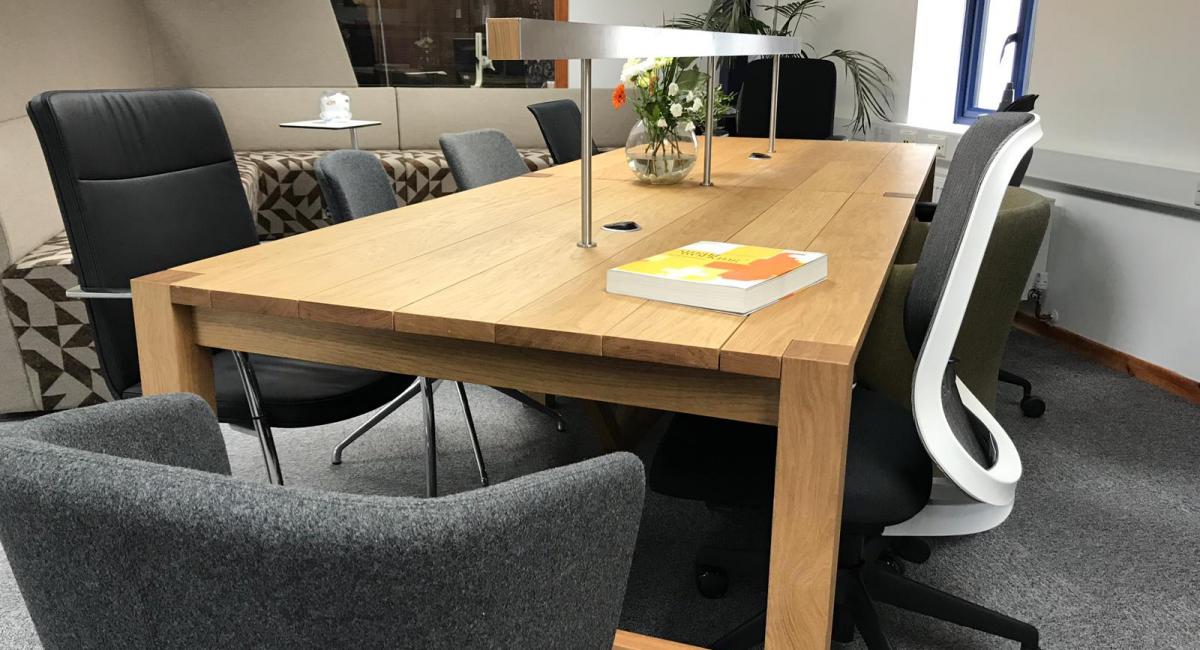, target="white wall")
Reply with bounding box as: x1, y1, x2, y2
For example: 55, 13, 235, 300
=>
1022, 0, 1200, 381
816, 0, 1200, 382
798, 0, 920, 126
1027, 0, 1200, 173
1026, 185, 1200, 380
